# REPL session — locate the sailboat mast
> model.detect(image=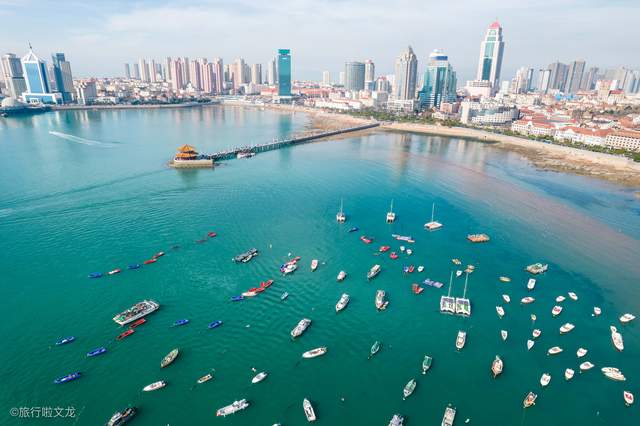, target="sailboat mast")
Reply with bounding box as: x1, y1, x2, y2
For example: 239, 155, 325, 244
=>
340, 198, 343, 214
447, 271, 453, 297
431, 203, 435, 222
462, 273, 469, 298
